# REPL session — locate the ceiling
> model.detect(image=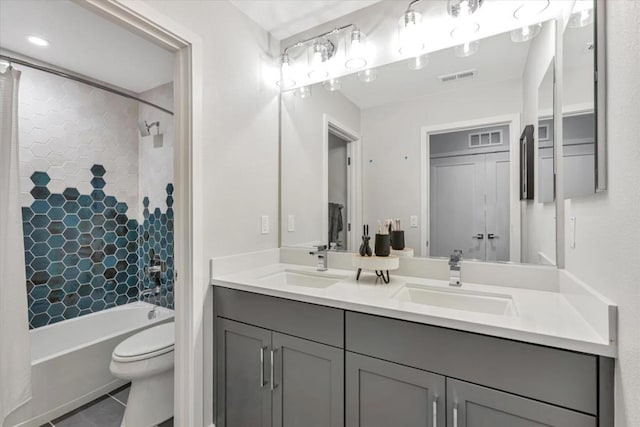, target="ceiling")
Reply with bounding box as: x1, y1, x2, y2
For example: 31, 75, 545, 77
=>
0, 0, 174, 93
336, 30, 532, 110
229, 0, 384, 40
